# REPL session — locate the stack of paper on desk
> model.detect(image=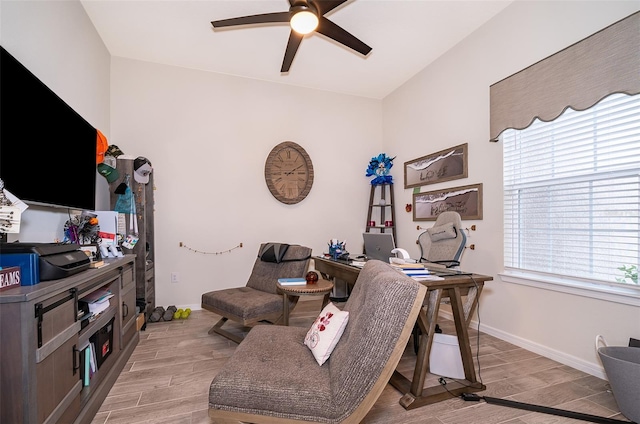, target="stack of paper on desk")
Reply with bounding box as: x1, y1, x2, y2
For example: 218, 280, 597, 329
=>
391, 263, 428, 275
390, 263, 445, 281
411, 274, 445, 281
